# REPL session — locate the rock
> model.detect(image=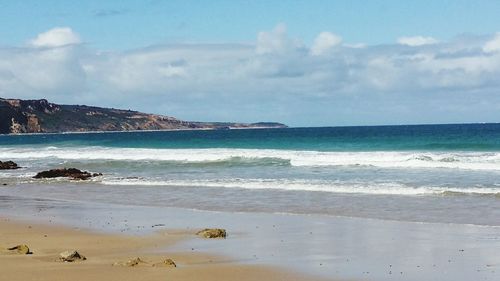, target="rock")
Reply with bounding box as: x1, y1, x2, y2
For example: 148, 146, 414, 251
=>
196, 228, 227, 239
0, 161, 20, 170
153, 258, 176, 268
33, 168, 102, 180
124, 257, 145, 267
59, 250, 86, 262
113, 257, 147, 267
7, 244, 31, 254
